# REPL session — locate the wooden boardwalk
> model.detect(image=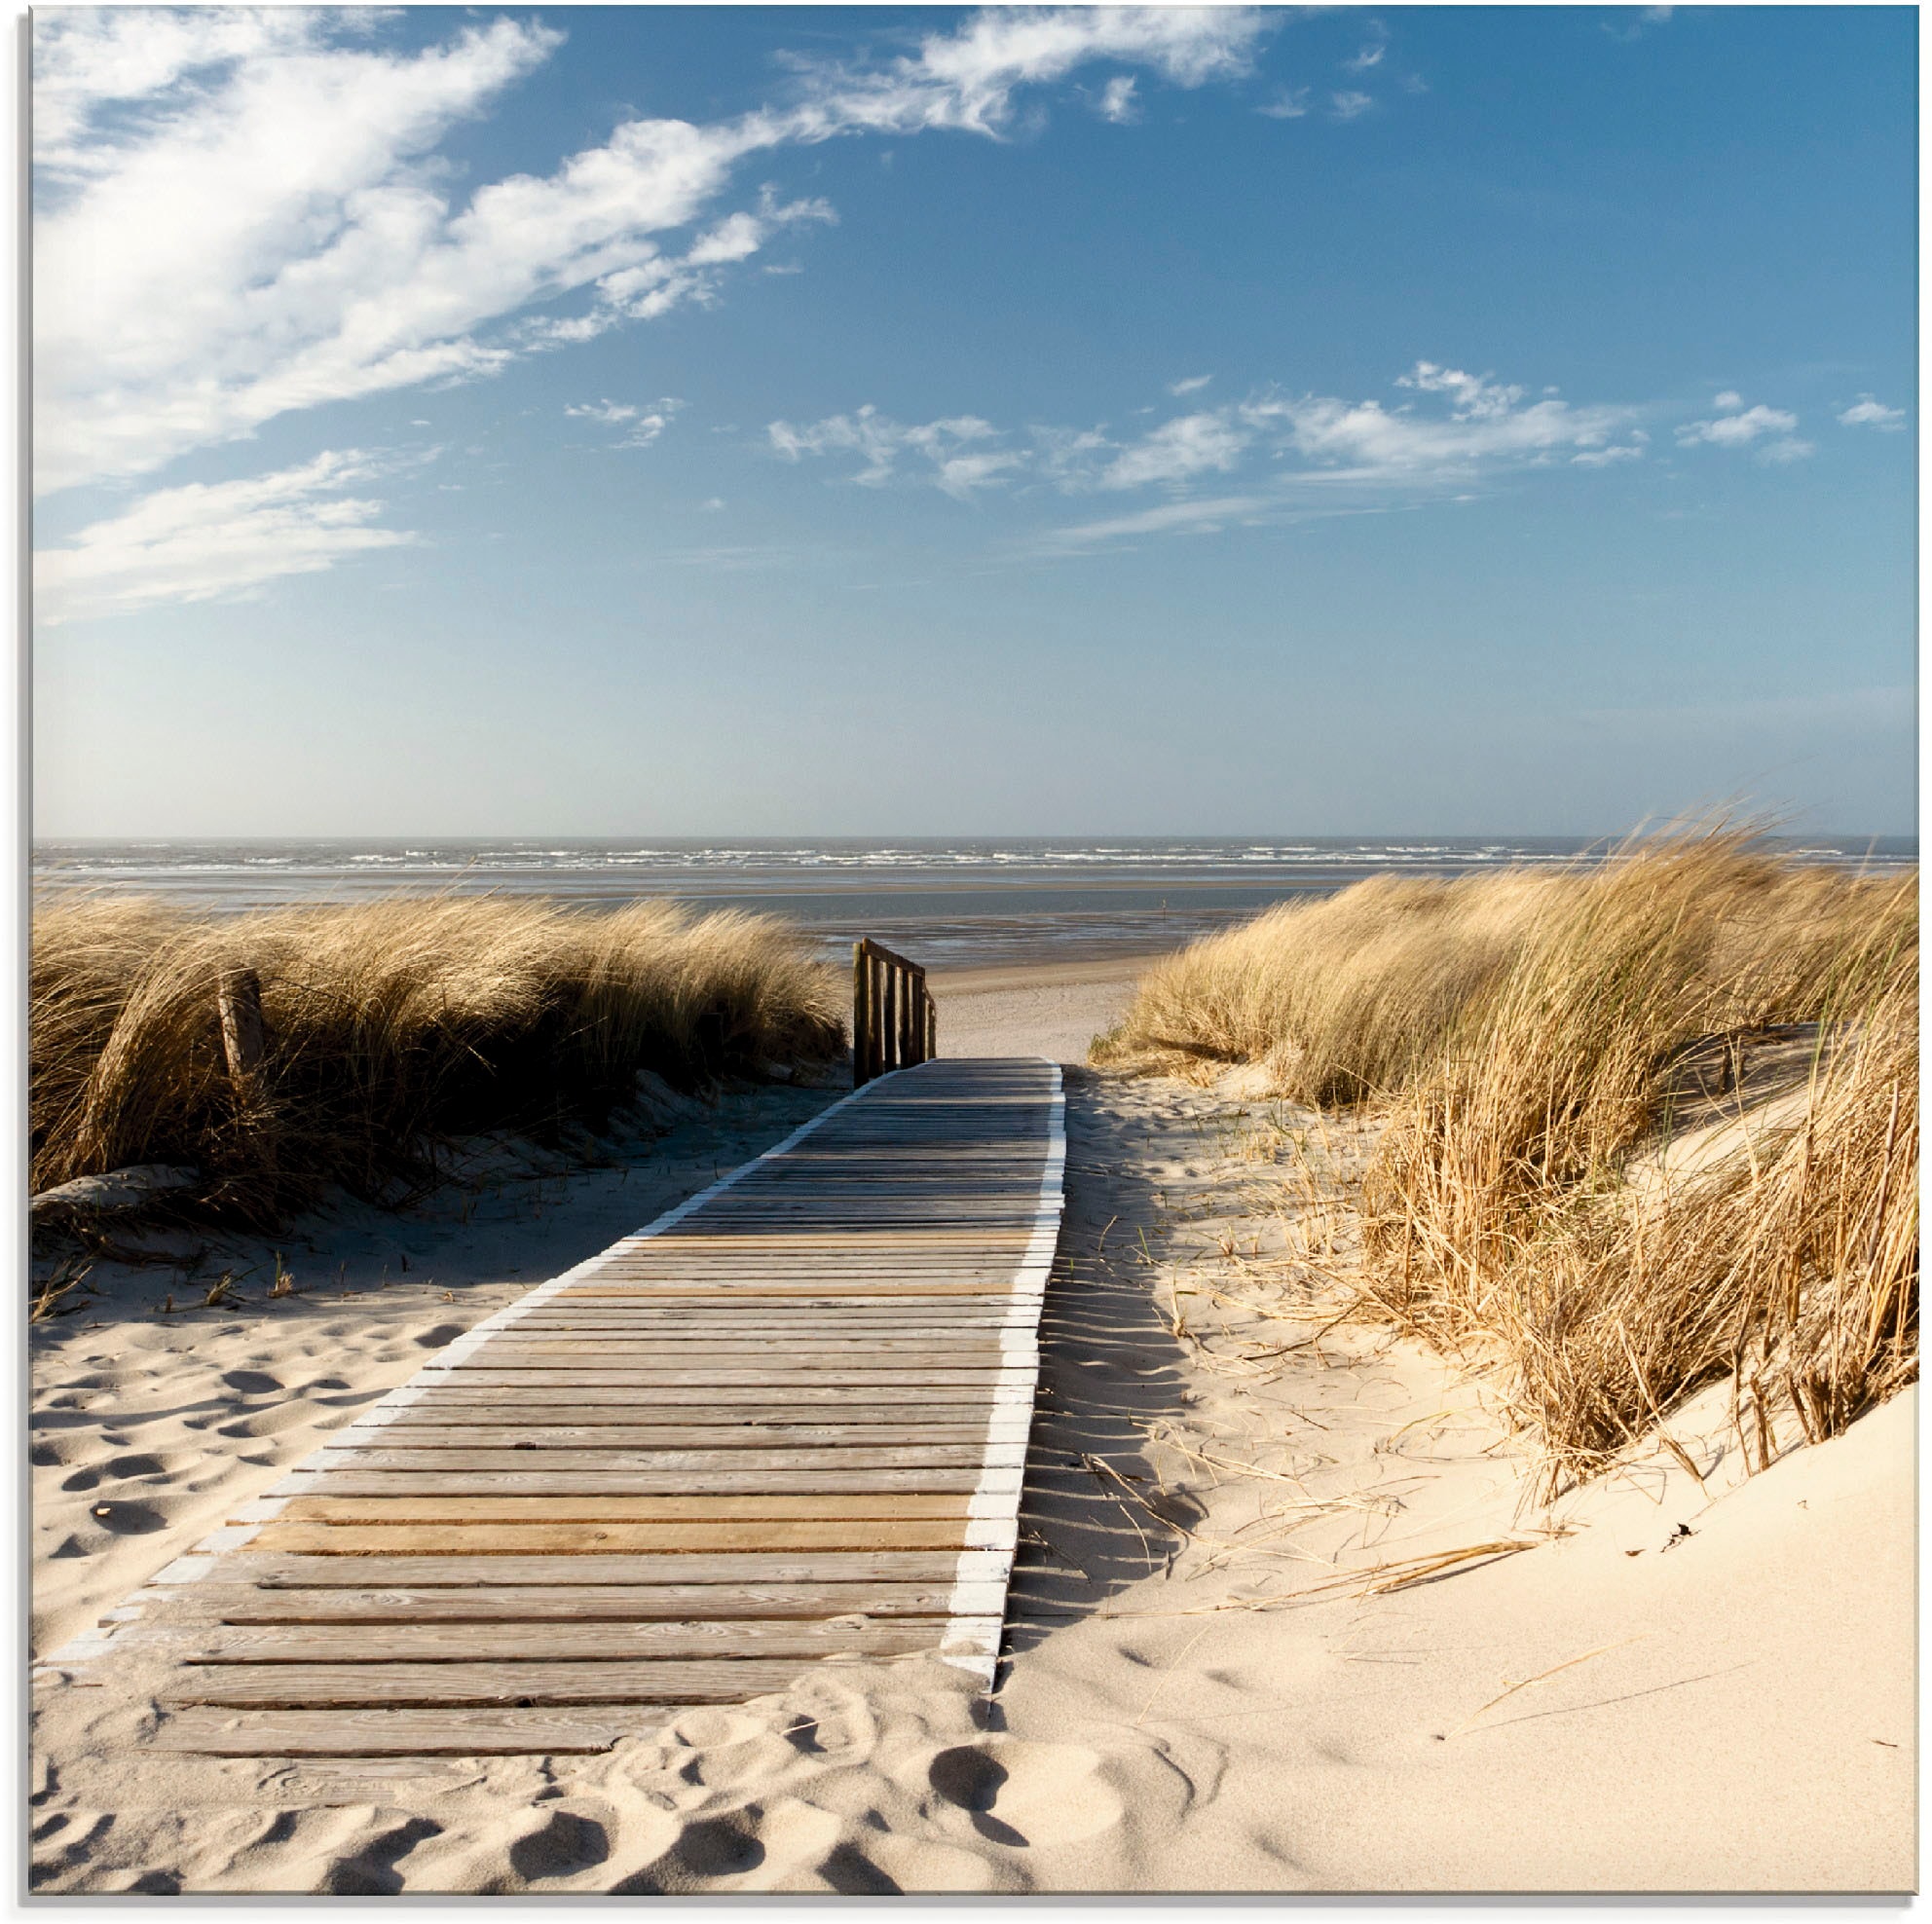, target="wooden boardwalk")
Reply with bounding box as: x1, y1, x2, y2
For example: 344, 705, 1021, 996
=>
47, 1058, 1064, 1759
